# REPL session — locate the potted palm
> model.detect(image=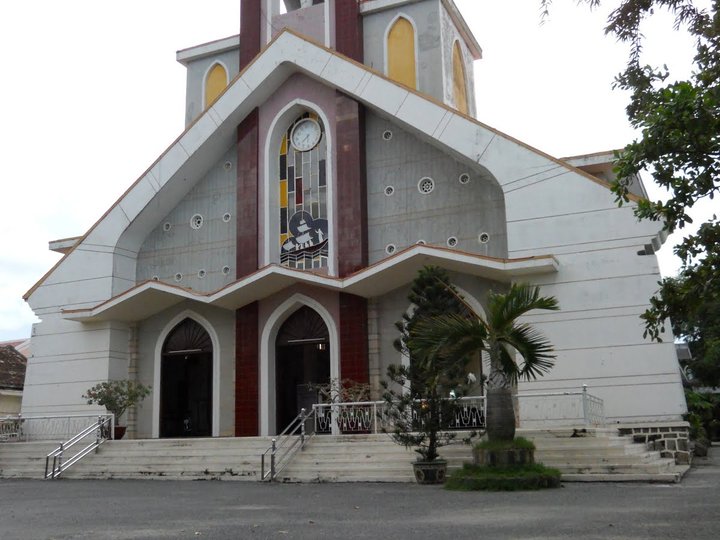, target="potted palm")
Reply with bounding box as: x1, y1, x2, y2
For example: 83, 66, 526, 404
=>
83, 380, 151, 440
